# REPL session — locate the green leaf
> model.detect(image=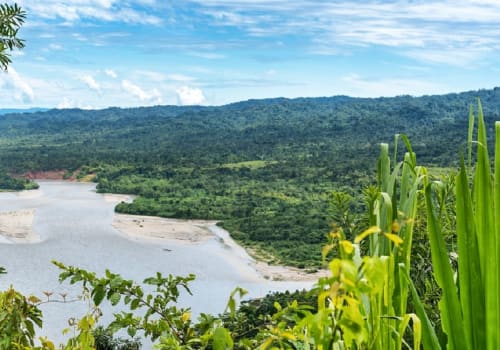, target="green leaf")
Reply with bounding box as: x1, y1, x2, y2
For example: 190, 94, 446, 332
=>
110, 276, 124, 289
127, 326, 137, 337
110, 292, 121, 306
130, 298, 140, 310
92, 285, 106, 306
400, 264, 441, 350
213, 327, 233, 350
425, 183, 467, 350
